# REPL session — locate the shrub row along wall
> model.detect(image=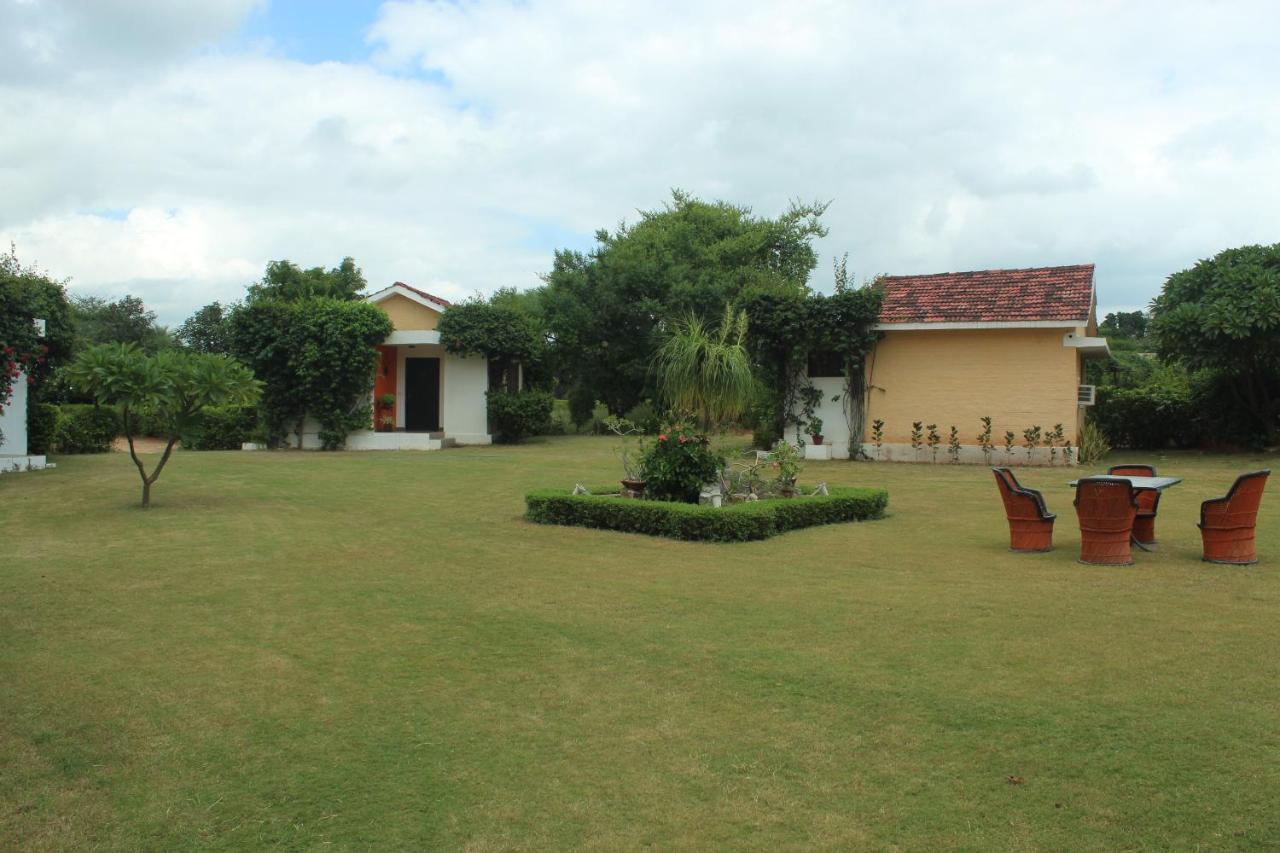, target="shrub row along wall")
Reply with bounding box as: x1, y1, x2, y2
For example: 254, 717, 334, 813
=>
525, 486, 889, 542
